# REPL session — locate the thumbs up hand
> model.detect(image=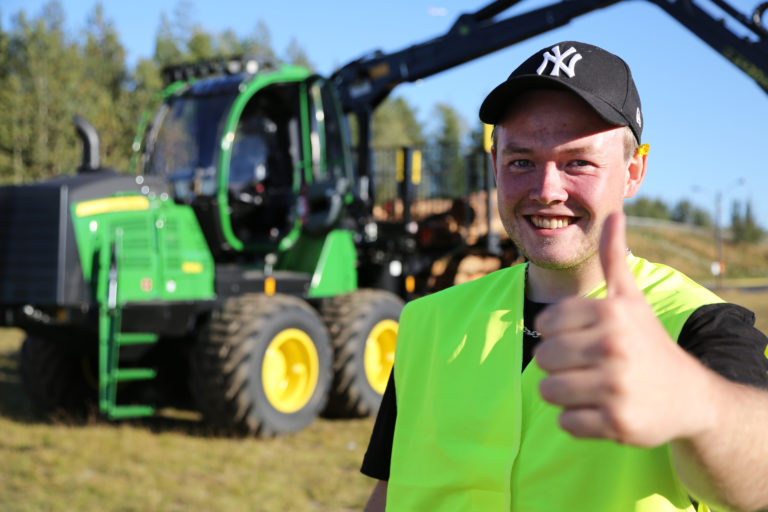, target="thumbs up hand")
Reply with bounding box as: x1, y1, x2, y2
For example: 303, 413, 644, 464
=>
533, 212, 707, 447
